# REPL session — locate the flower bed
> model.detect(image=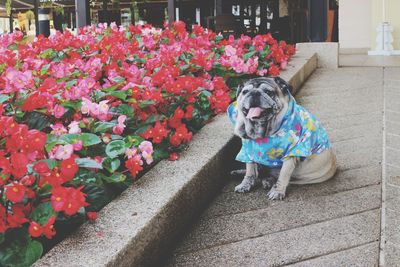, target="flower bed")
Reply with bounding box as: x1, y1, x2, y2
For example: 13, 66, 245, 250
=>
0, 21, 294, 266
